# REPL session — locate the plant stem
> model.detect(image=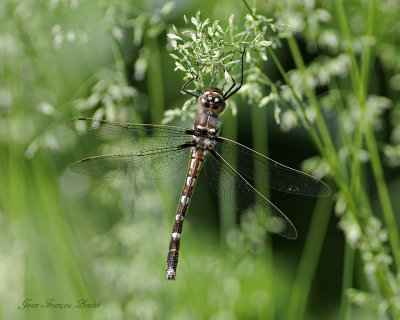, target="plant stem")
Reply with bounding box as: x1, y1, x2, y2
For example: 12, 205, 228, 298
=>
267, 47, 324, 156
240, 0, 253, 15
333, 0, 361, 86
145, 36, 165, 124
284, 37, 338, 173
365, 126, 400, 268
336, 0, 369, 202
339, 243, 354, 320
335, 0, 400, 270
281, 35, 368, 231
251, 105, 274, 320
287, 197, 333, 320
